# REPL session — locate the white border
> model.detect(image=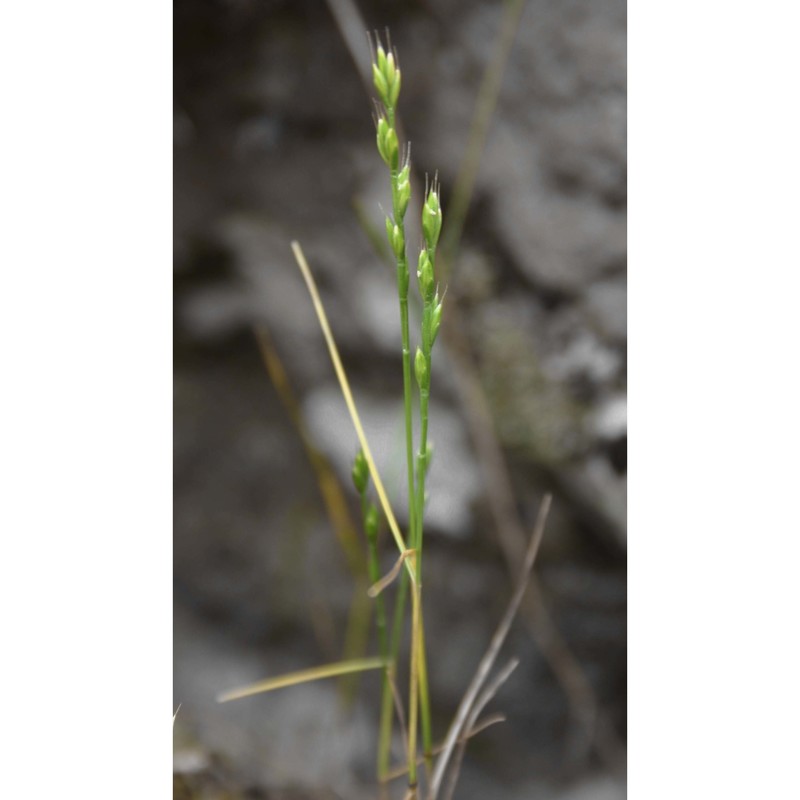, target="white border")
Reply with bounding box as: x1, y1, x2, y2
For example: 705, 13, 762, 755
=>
630, 1, 800, 796
1, 1, 172, 795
